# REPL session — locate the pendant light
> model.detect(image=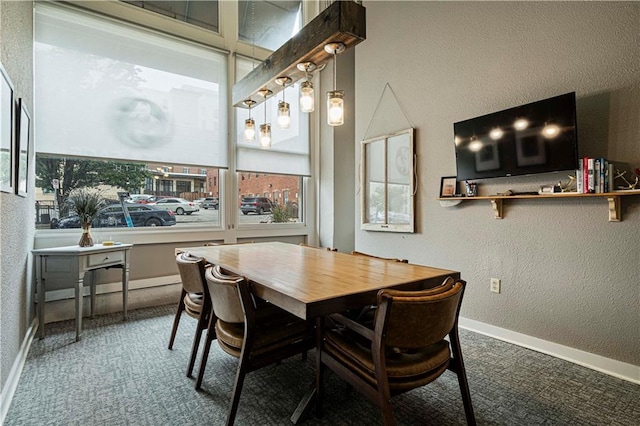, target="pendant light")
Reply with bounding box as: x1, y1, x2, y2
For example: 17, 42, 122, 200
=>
258, 88, 272, 149
275, 76, 292, 129
325, 42, 346, 126
243, 99, 256, 141
297, 62, 317, 113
